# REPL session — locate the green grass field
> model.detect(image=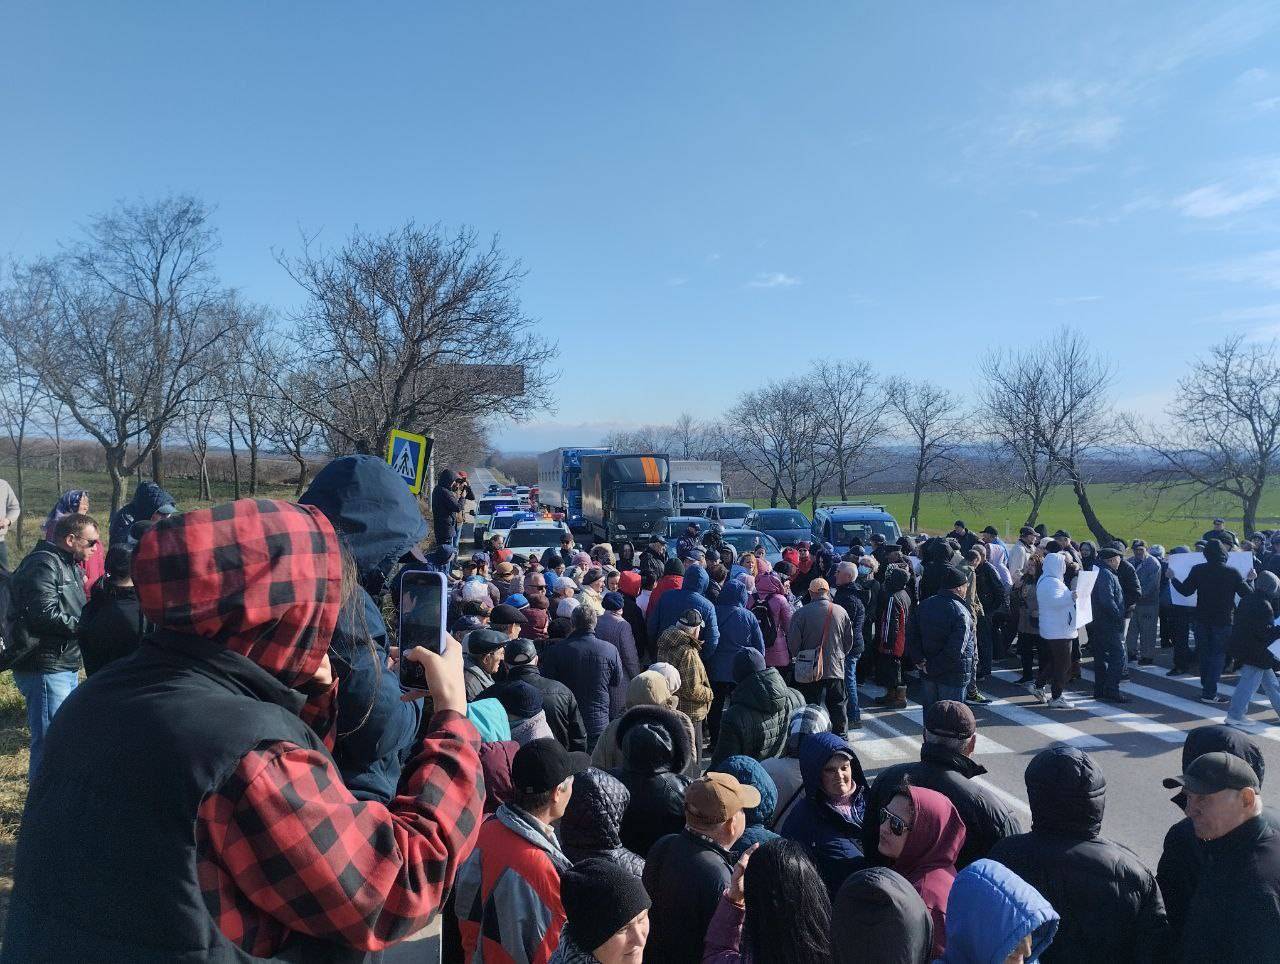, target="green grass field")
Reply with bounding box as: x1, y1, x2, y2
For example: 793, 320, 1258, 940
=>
749, 483, 1280, 549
